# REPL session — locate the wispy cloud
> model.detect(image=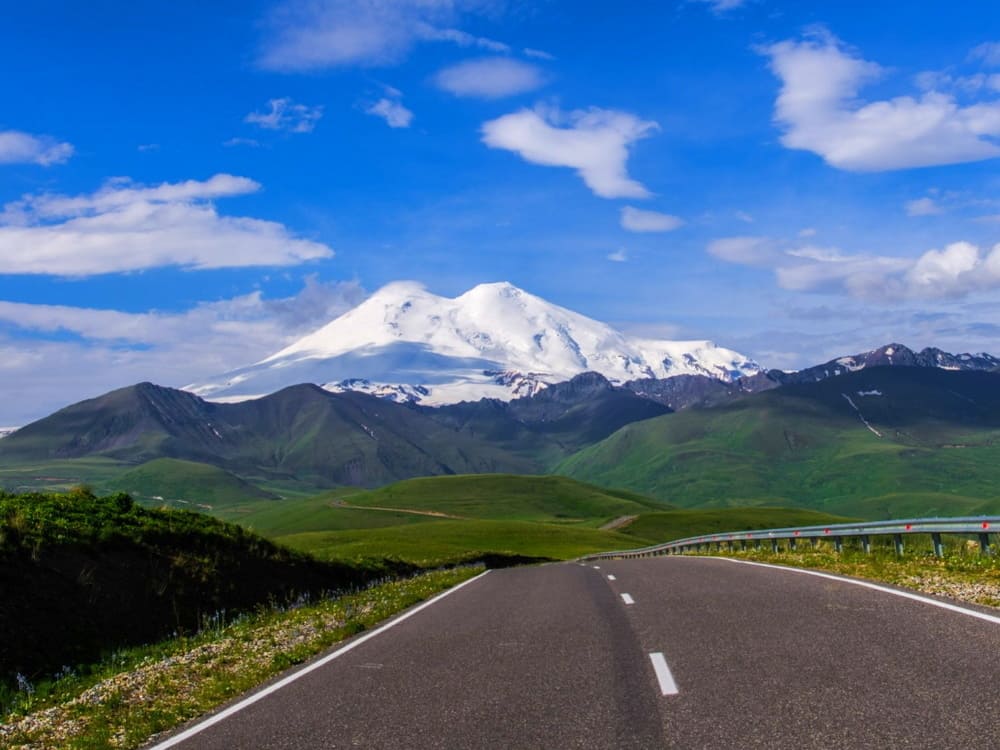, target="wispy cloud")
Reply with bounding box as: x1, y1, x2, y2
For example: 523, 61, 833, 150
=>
223, 137, 262, 148
763, 31, 1000, 171
620, 206, 683, 232
691, 0, 750, 14
258, 0, 509, 71
245, 97, 323, 133
523, 48, 554, 60
607, 248, 628, 262
435, 57, 545, 99
708, 234, 1000, 301
365, 94, 414, 128
0, 175, 332, 275
905, 196, 943, 216
0, 130, 73, 166
481, 105, 659, 199
0, 277, 366, 425
970, 41, 1000, 67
